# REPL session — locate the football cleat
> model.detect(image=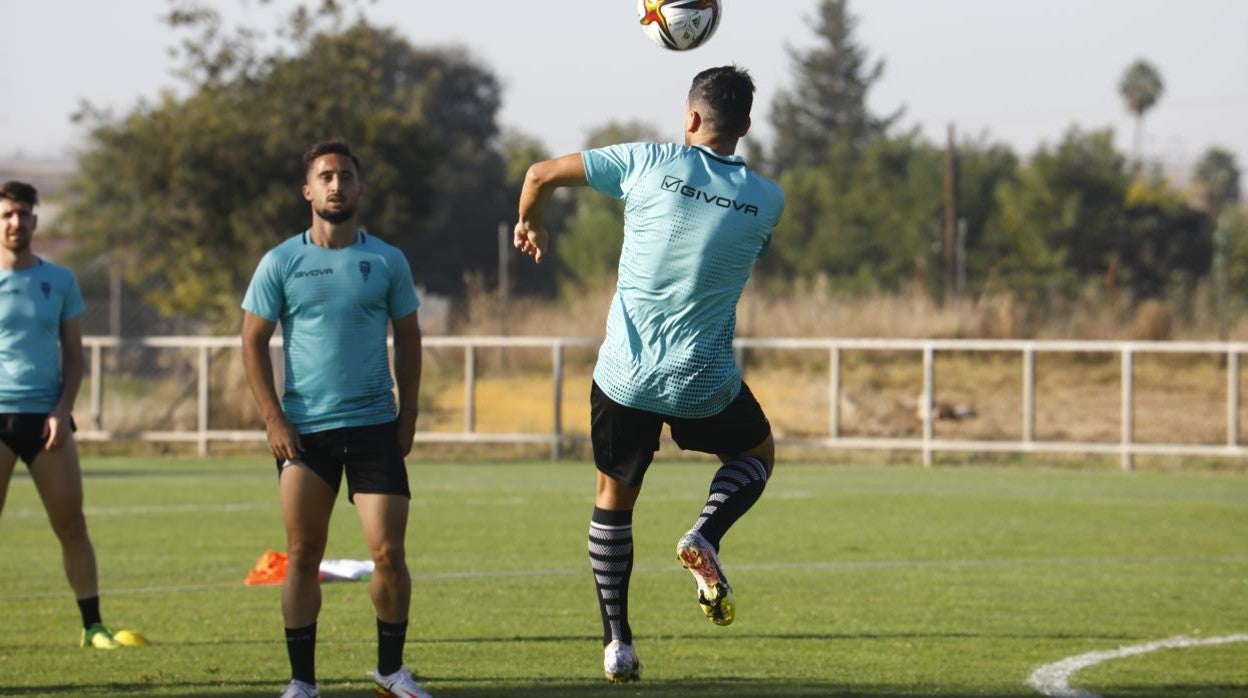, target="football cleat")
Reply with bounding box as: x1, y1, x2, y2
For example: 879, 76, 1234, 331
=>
278, 679, 319, 698
676, 530, 735, 626
373, 666, 432, 698
603, 639, 641, 683
80, 623, 121, 650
